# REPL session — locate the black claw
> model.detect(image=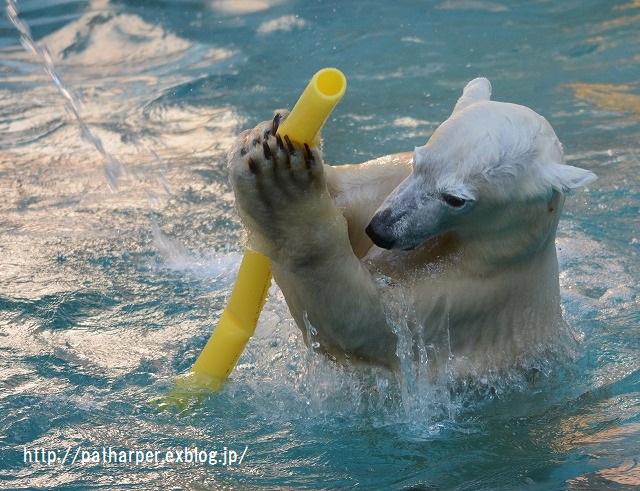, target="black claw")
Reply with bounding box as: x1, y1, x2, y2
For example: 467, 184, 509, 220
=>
248, 157, 259, 174
272, 113, 282, 133
263, 127, 271, 140
240, 147, 247, 157
304, 143, 314, 168
262, 141, 272, 160
252, 138, 260, 148
276, 134, 285, 151
284, 135, 295, 154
